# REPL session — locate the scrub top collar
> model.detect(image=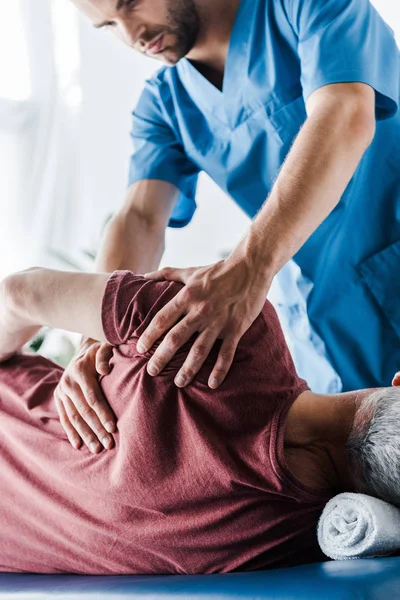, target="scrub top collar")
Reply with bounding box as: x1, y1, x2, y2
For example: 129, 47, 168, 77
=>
177, 0, 253, 130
